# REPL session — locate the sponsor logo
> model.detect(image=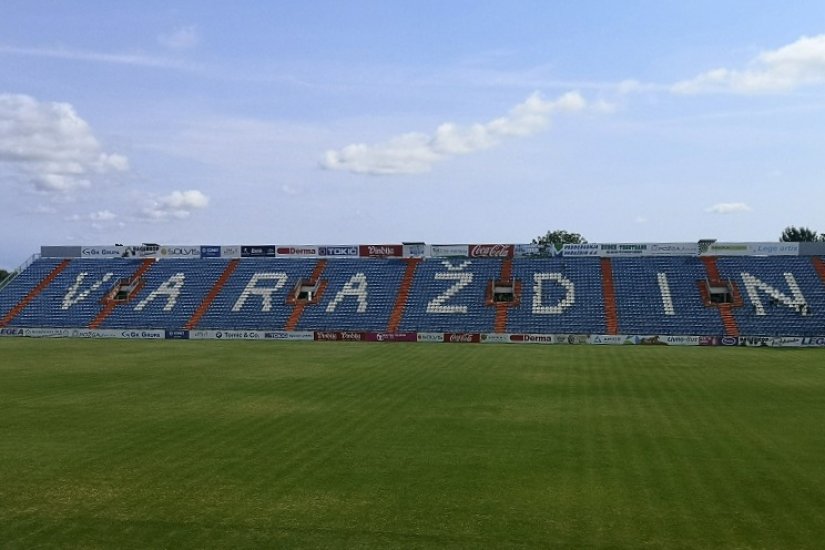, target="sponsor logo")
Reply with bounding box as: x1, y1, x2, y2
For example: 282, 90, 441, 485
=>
430, 244, 469, 257
315, 331, 339, 341
561, 243, 600, 256
721, 336, 738, 346
481, 333, 512, 344
359, 245, 403, 257
340, 332, 363, 341
801, 337, 825, 347
165, 330, 190, 340
160, 246, 199, 257
771, 337, 803, 347
445, 333, 479, 343
122, 245, 159, 258
469, 244, 514, 258
0, 328, 23, 336
216, 330, 262, 339
319, 246, 358, 257
82, 246, 123, 258
417, 333, 444, 343
221, 246, 241, 258
200, 246, 221, 258
699, 336, 720, 346
241, 245, 278, 257
522, 334, 554, 343
738, 337, 772, 347
265, 331, 290, 340
589, 335, 625, 345
120, 330, 164, 339
277, 246, 318, 256
663, 335, 700, 345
